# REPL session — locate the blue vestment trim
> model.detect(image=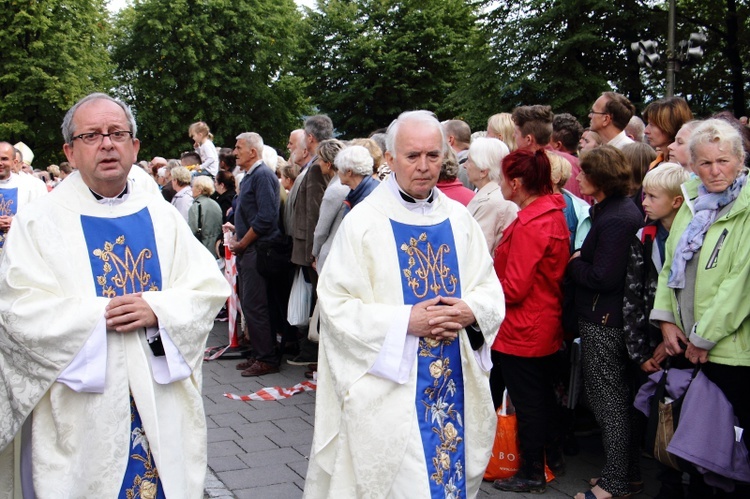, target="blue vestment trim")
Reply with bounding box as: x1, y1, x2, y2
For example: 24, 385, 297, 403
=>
118, 395, 166, 499
81, 208, 162, 297
390, 219, 467, 498
80, 208, 164, 496
0, 186, 19, 249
